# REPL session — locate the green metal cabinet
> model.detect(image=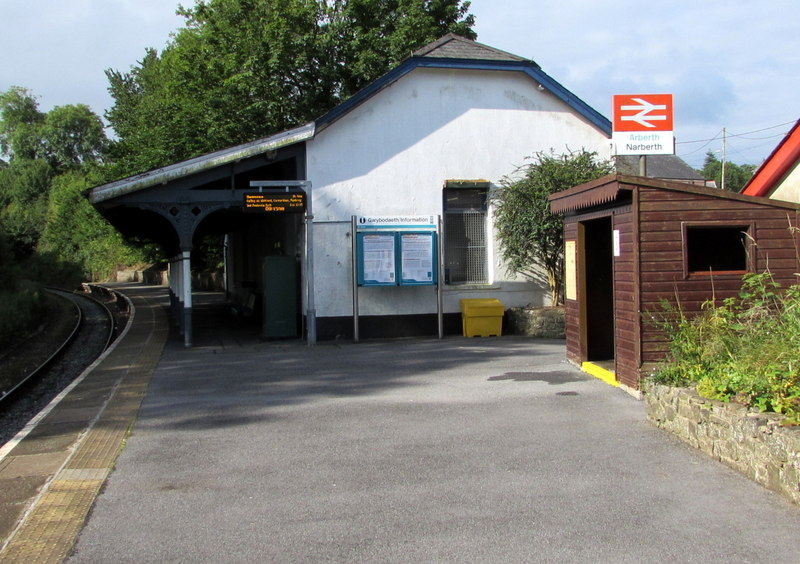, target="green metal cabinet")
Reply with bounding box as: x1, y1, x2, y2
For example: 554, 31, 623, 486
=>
262, 256, 298, 338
